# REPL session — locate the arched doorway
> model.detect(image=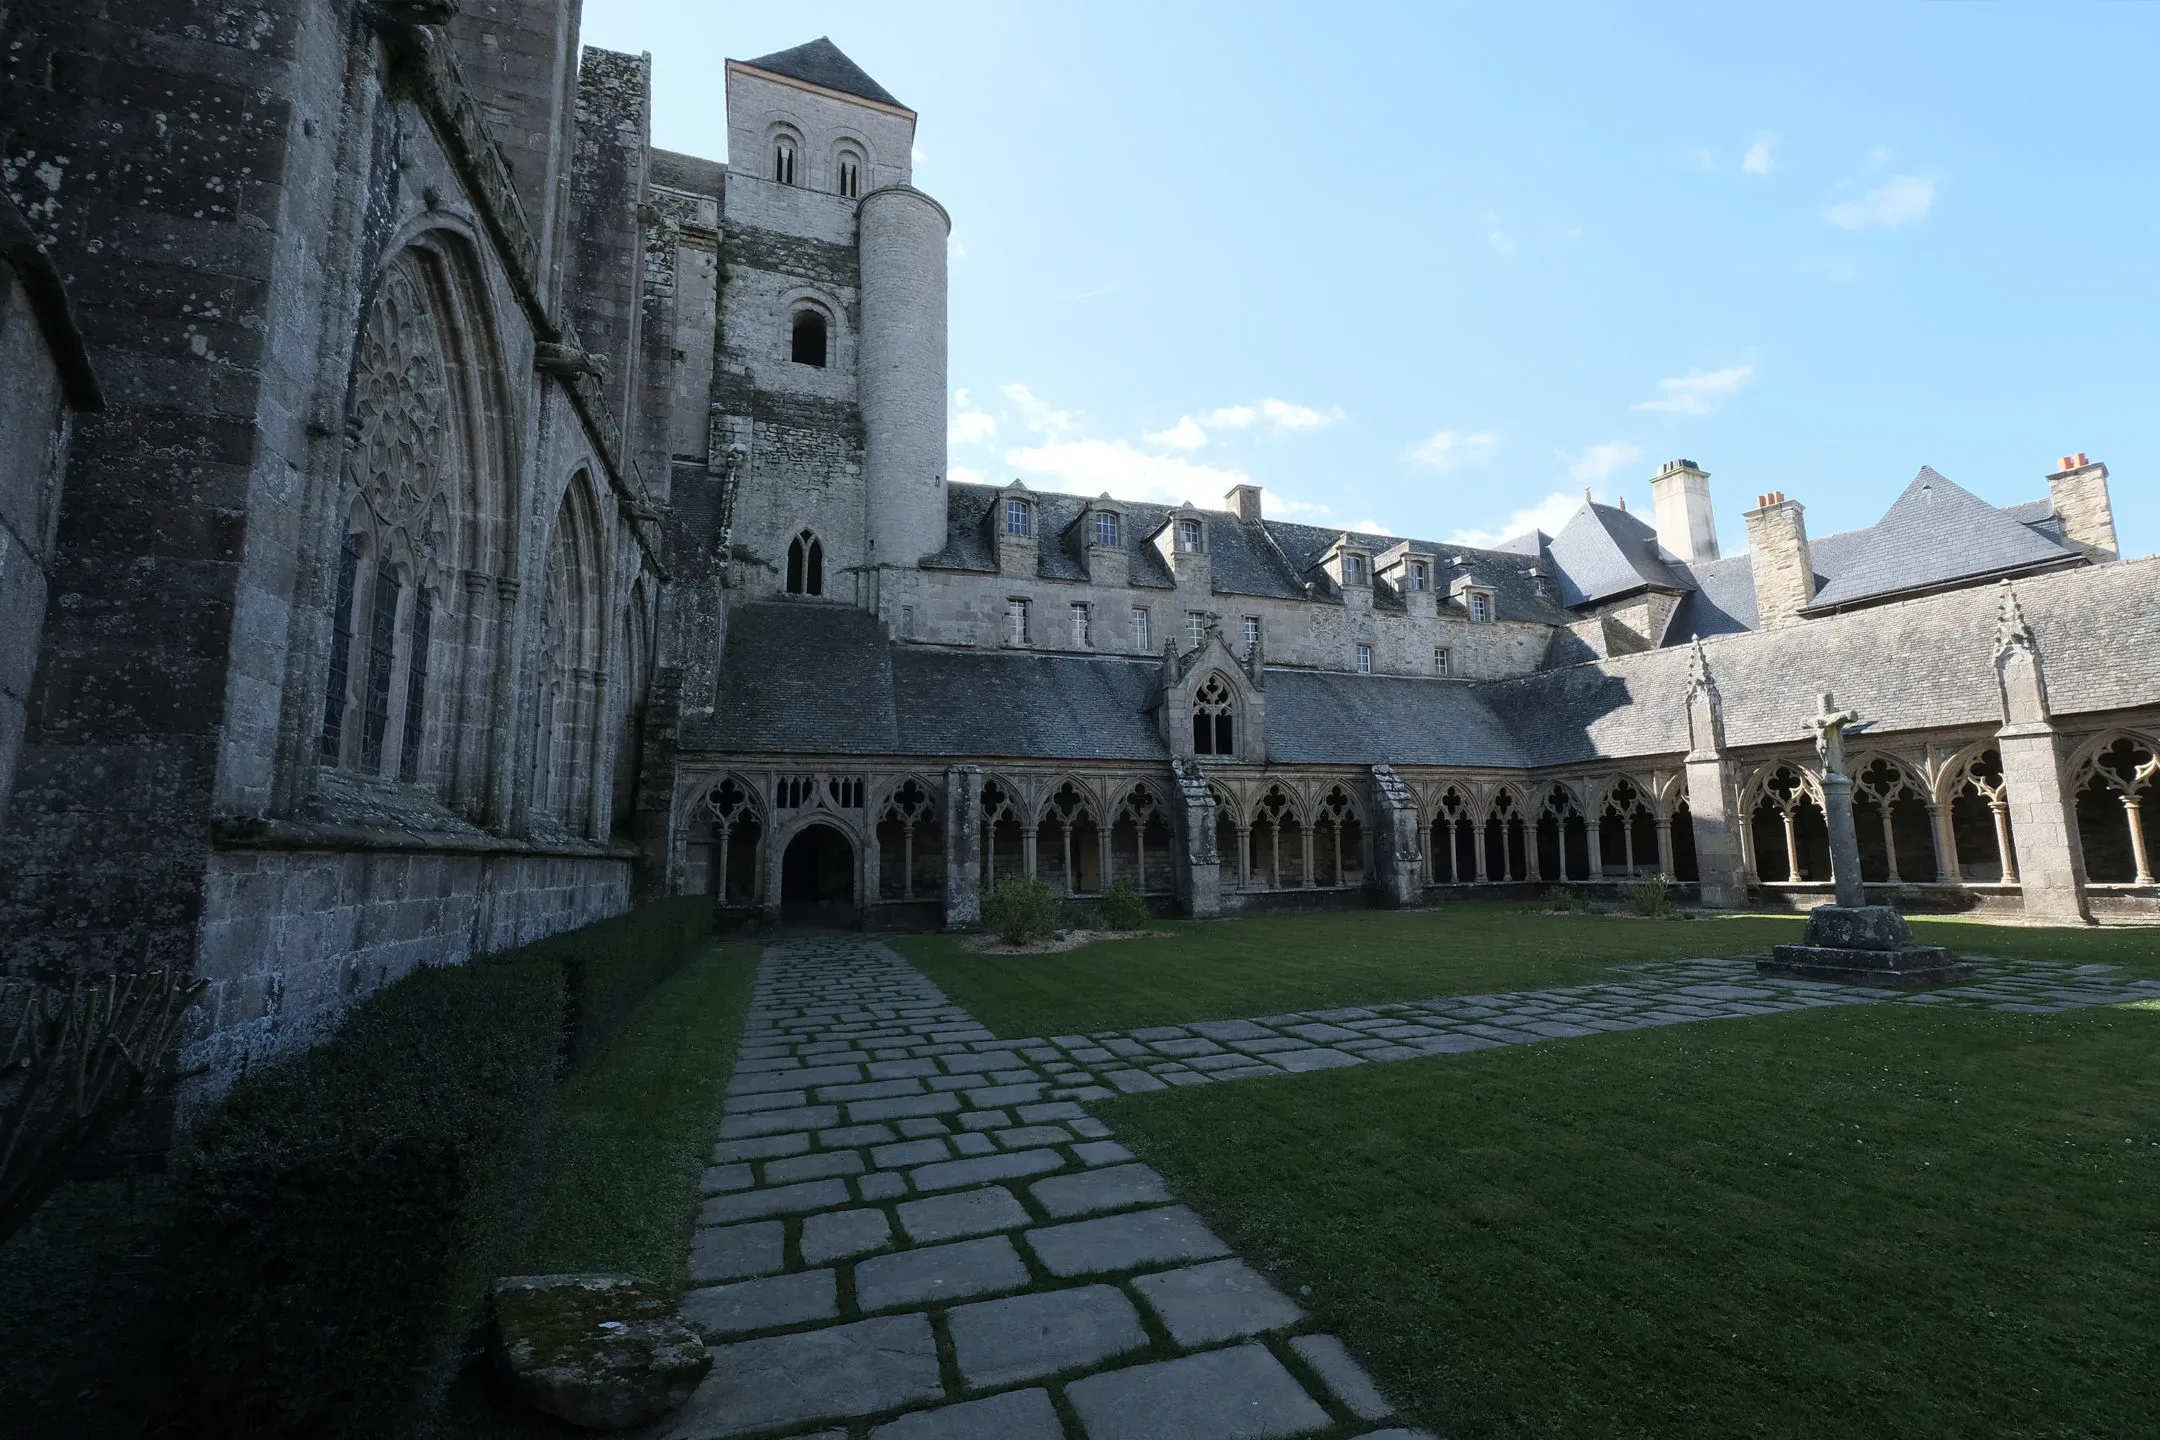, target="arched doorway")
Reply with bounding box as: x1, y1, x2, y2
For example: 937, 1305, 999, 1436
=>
781, 823, 857, 923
